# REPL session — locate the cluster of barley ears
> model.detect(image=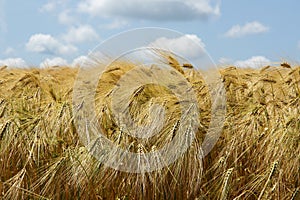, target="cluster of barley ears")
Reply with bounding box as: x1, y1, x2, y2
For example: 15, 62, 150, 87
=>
0, 56, 299, 199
